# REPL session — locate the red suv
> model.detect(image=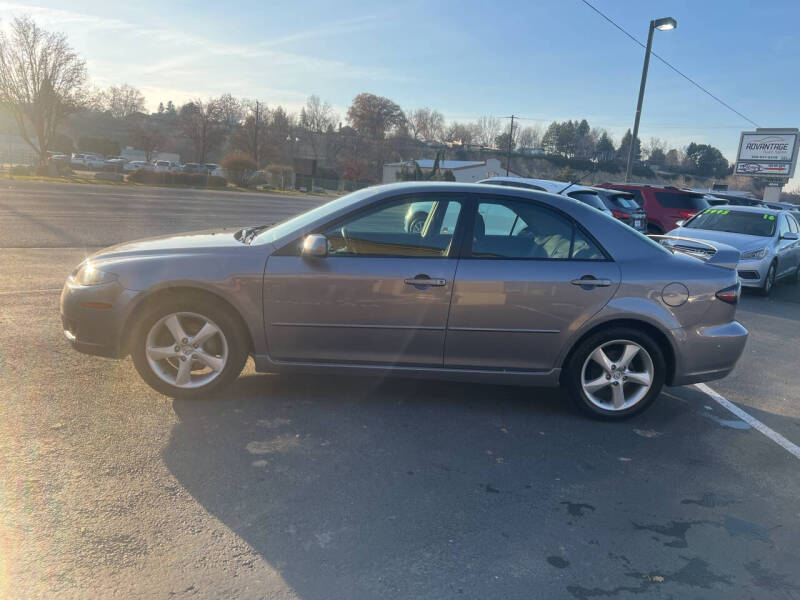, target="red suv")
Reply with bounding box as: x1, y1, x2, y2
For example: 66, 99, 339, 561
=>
595, 184, 710, 234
